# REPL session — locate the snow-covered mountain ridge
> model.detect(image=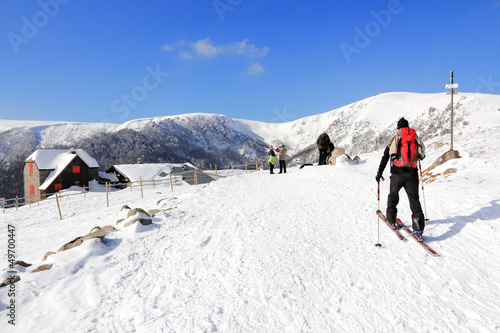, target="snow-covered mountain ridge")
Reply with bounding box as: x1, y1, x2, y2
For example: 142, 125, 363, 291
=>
1, 92, 499, 199
2, 92, 499, 155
